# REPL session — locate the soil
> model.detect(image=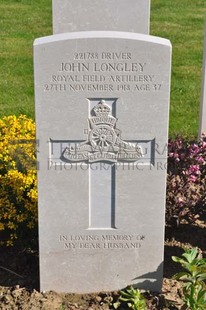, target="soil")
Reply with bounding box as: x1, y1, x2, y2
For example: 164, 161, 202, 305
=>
0, 220, 206, 310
